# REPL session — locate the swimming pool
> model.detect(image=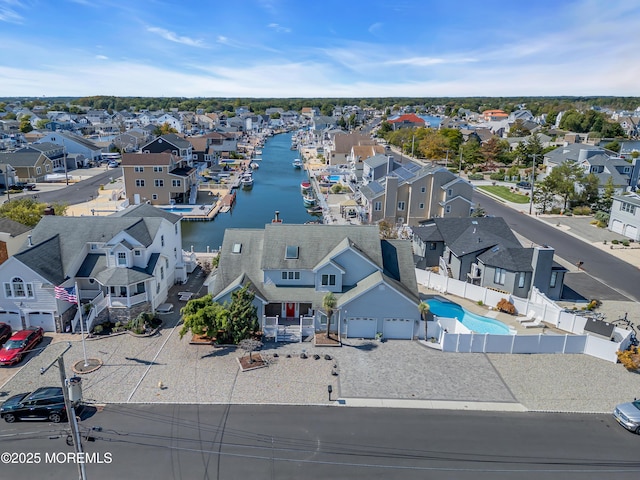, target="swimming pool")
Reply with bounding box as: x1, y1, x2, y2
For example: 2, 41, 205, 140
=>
161, 207, 193, 213
328, 175, 342, 182
426, 298, 511, 335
